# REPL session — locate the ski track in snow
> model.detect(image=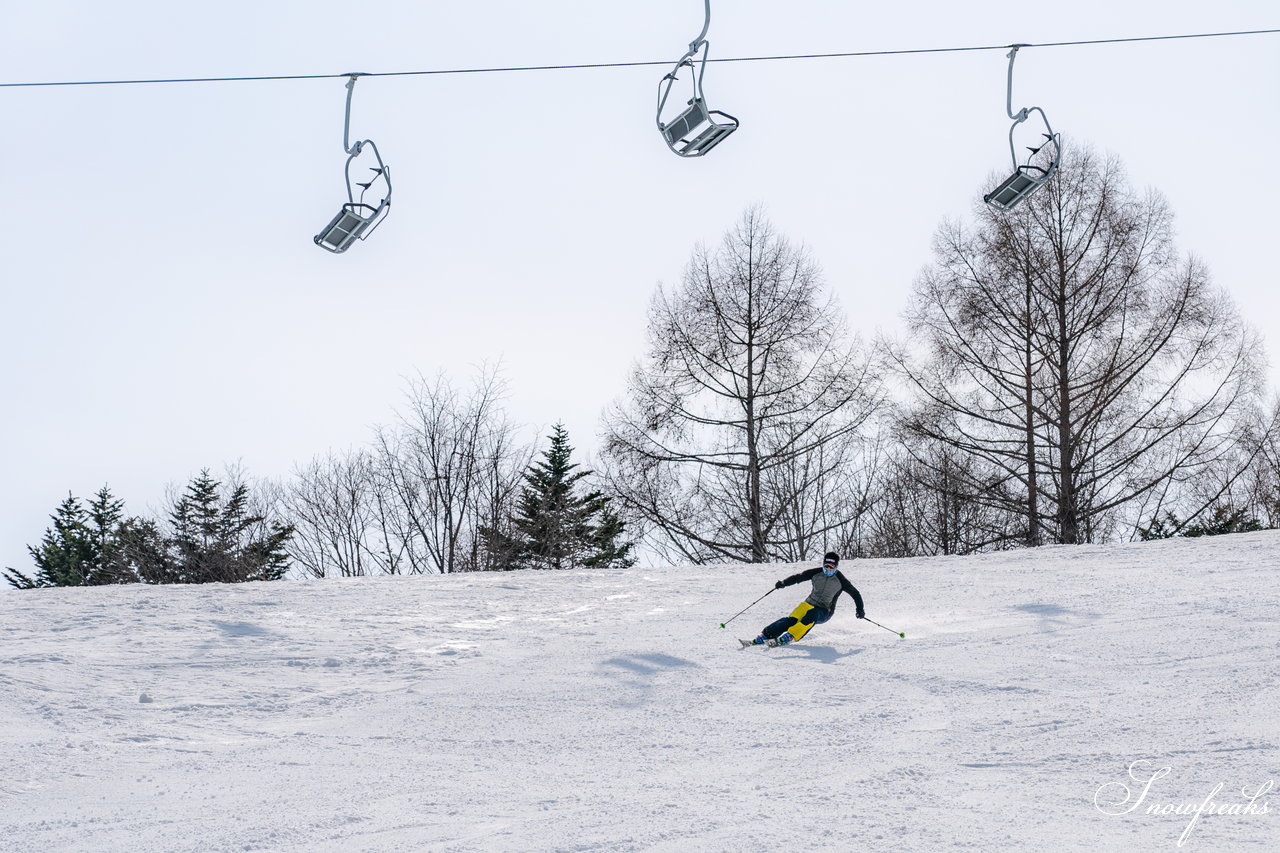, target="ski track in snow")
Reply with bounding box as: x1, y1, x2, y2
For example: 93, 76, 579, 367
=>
1, 534, 1278, 851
